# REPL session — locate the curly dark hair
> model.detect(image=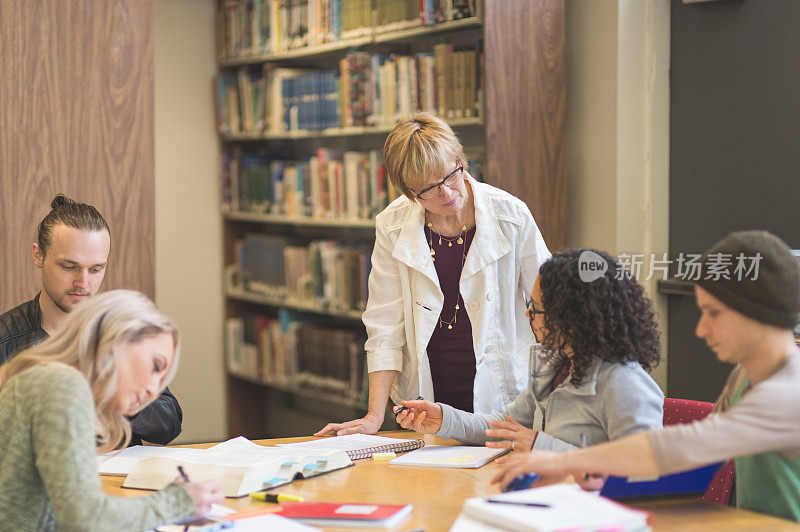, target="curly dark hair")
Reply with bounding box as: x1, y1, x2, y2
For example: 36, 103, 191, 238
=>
537, 248, 662, 386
